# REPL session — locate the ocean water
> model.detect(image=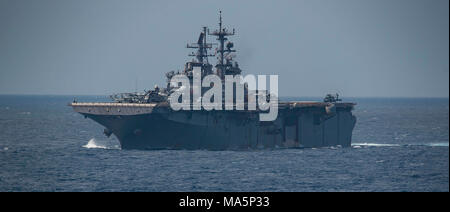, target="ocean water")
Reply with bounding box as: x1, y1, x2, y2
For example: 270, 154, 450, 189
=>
0, 95, 448, 192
